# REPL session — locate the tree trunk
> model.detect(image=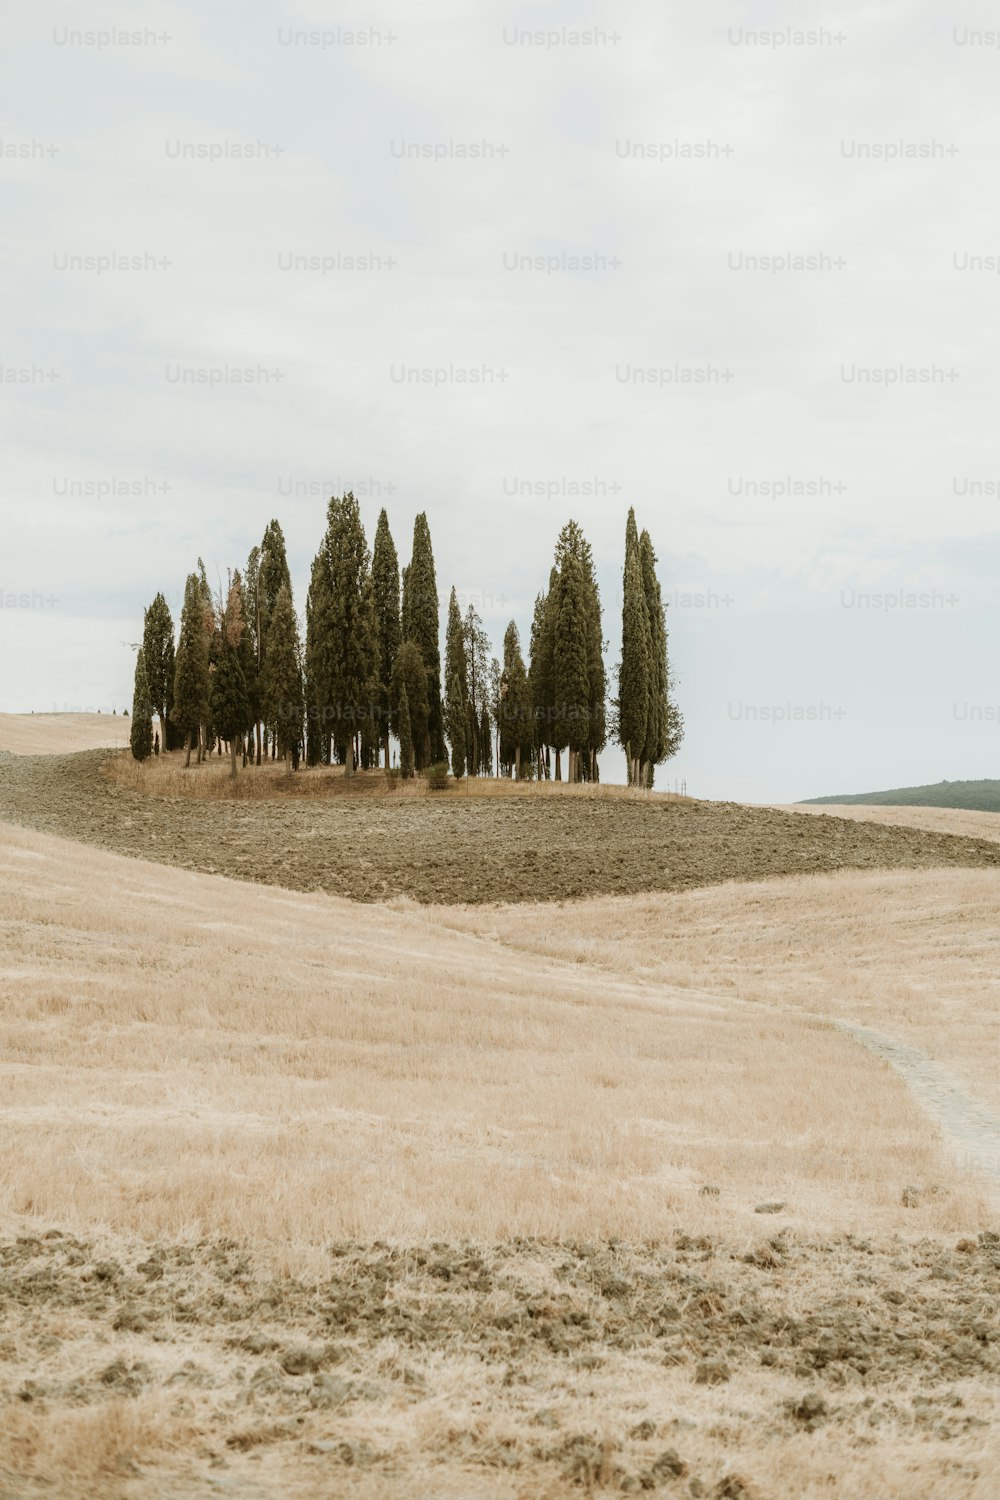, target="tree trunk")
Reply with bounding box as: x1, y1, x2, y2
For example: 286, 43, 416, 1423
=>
592, 753, 599, 783
230, 741, 238, 781
344, 734, 354, 779
184, 730, 193, 769
159, 713, 169, 757
514, 745, 521, 781
555, 748, 562, 781
383, 732, 391, 771
196, 724, 204, 764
